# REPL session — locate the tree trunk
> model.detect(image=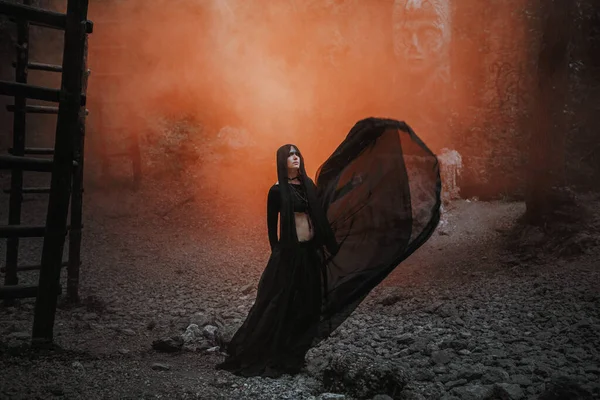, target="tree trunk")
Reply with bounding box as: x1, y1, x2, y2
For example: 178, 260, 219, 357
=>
525, 0, 574, 224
